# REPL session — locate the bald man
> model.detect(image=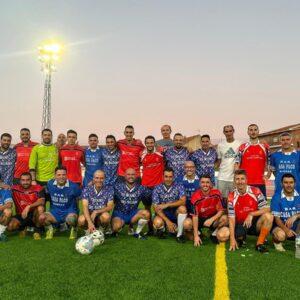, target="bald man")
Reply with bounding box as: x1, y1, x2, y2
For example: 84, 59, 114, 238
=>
156, 125, 174, 149
112, 168, 150, 239
78, 170, 114, 233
